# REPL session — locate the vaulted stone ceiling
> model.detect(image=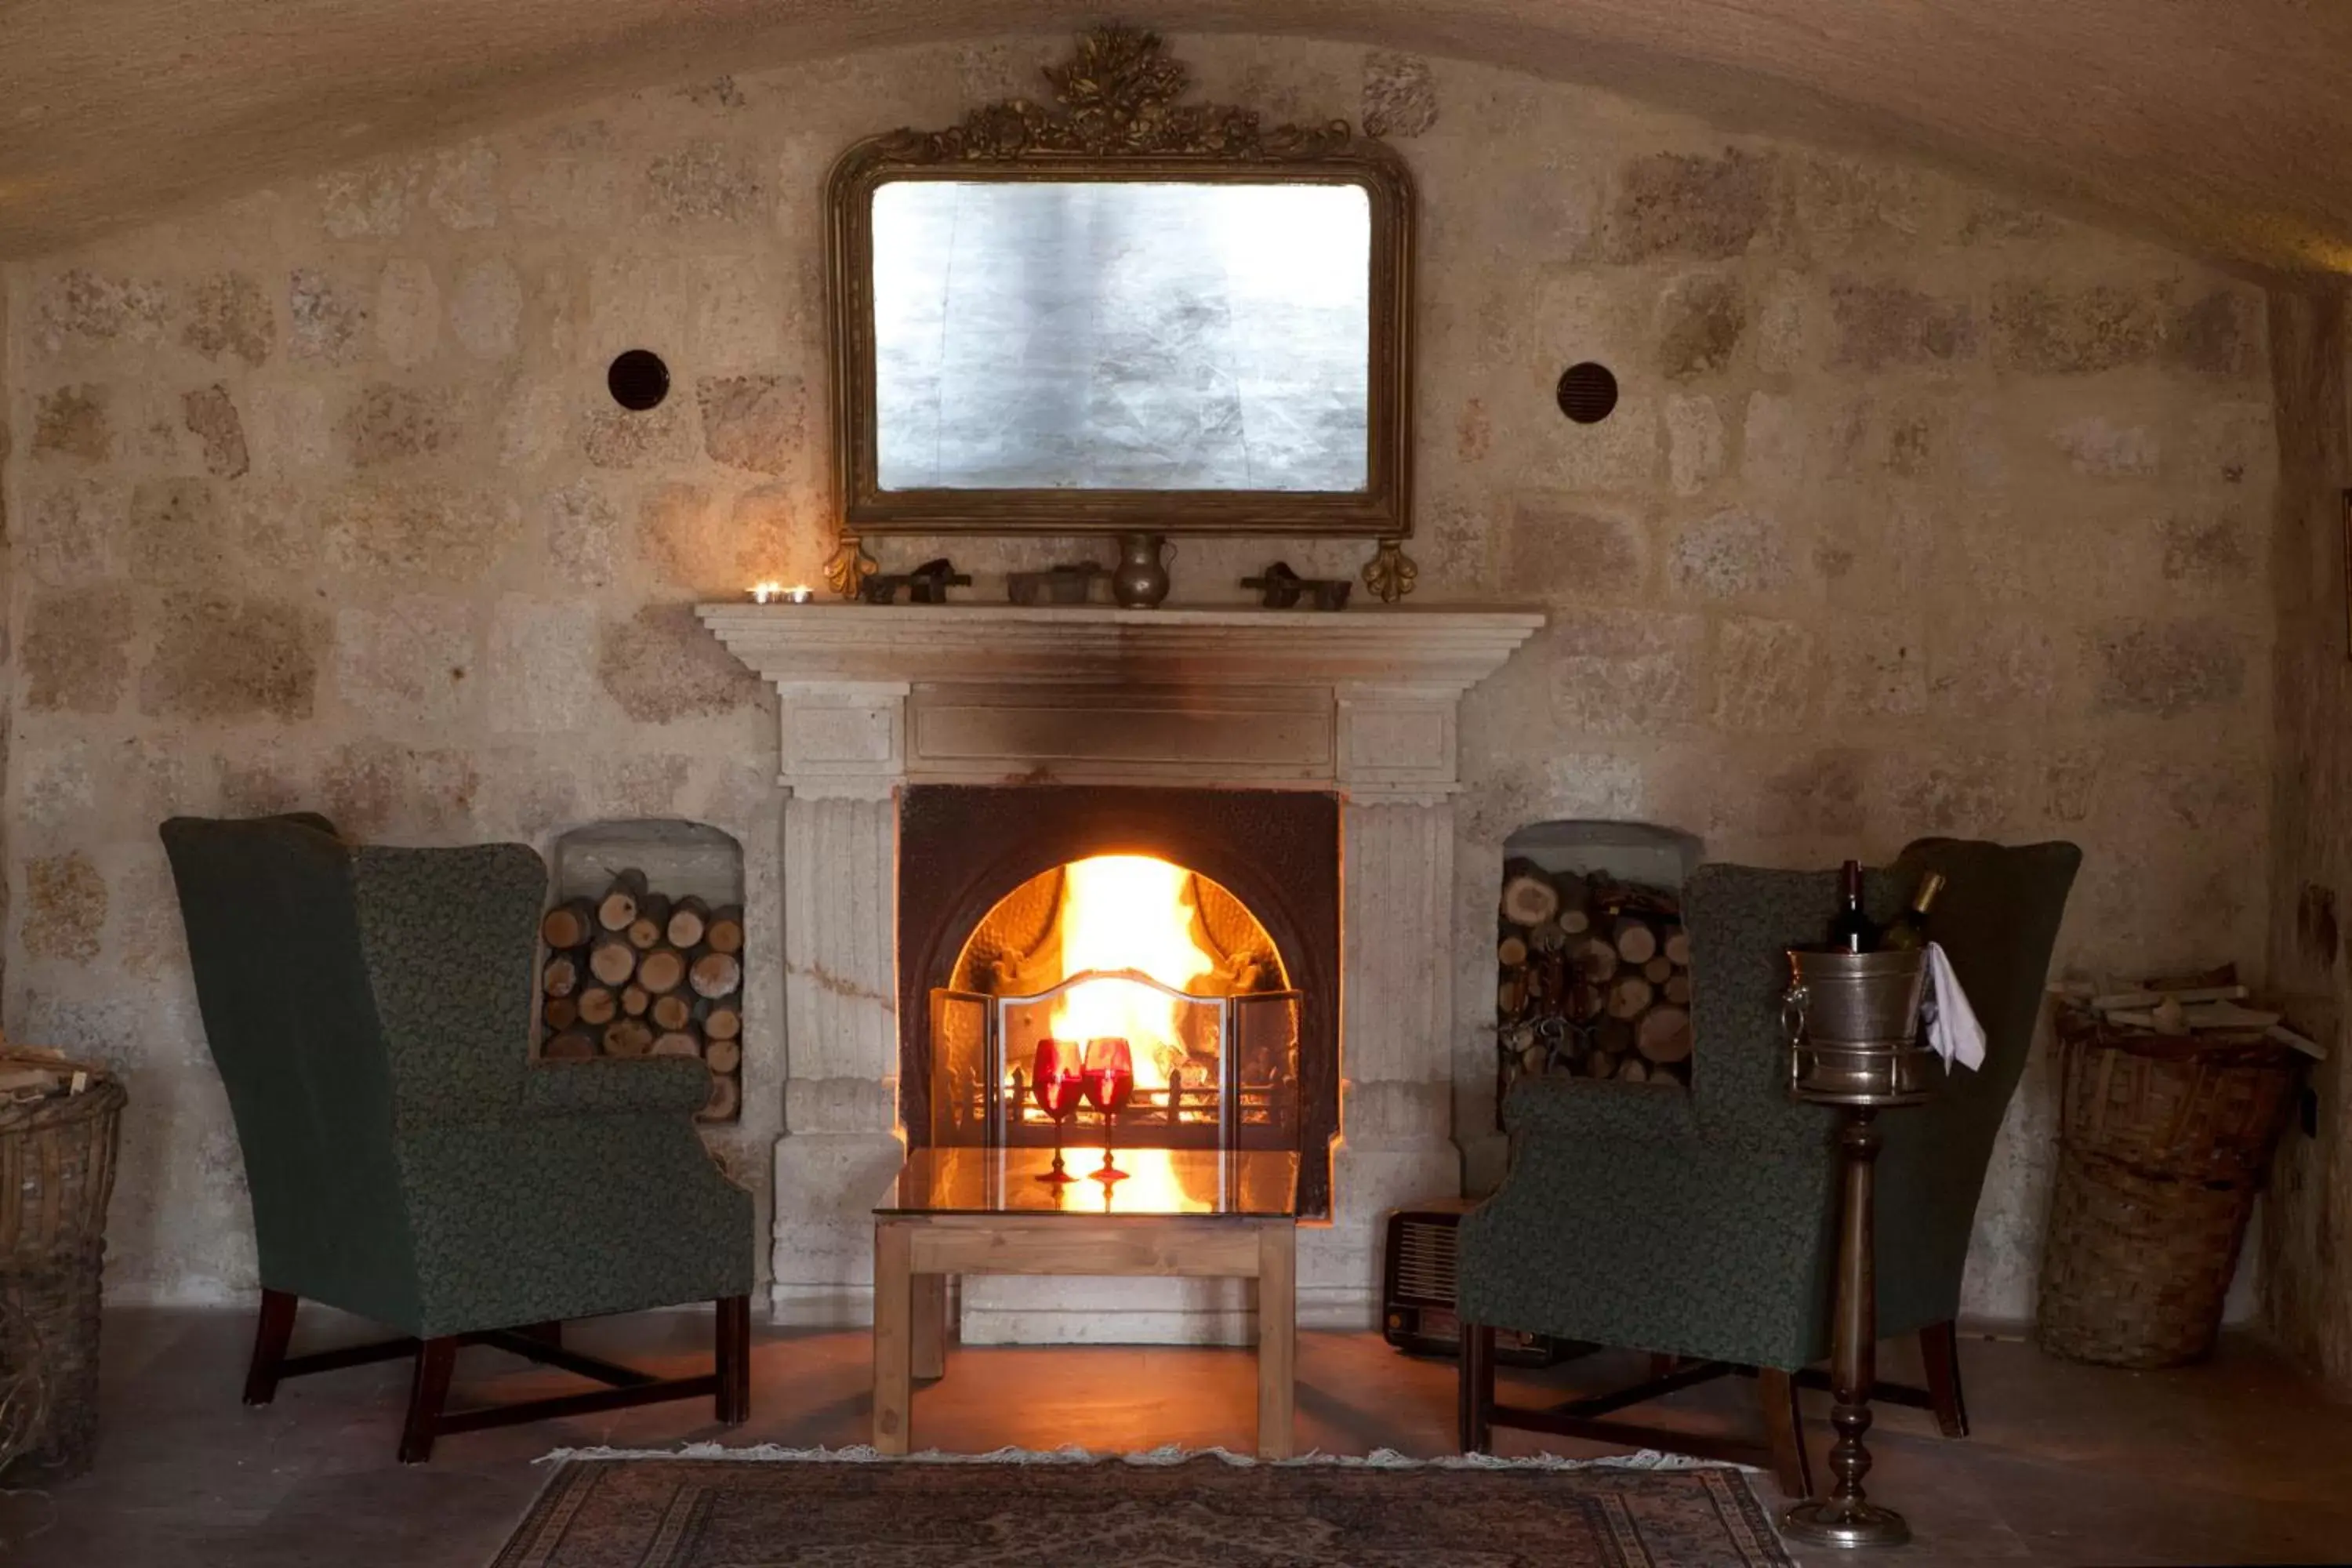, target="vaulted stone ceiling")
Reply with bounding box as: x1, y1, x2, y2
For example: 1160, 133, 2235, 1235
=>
5, 0, 2349, 270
